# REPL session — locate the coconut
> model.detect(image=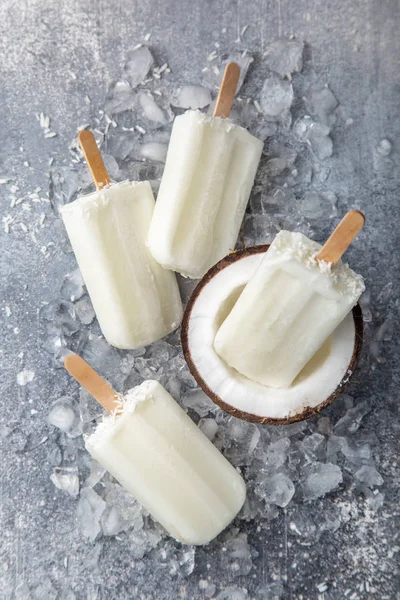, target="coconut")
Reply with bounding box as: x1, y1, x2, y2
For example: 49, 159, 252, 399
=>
181, 245, 363, 425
